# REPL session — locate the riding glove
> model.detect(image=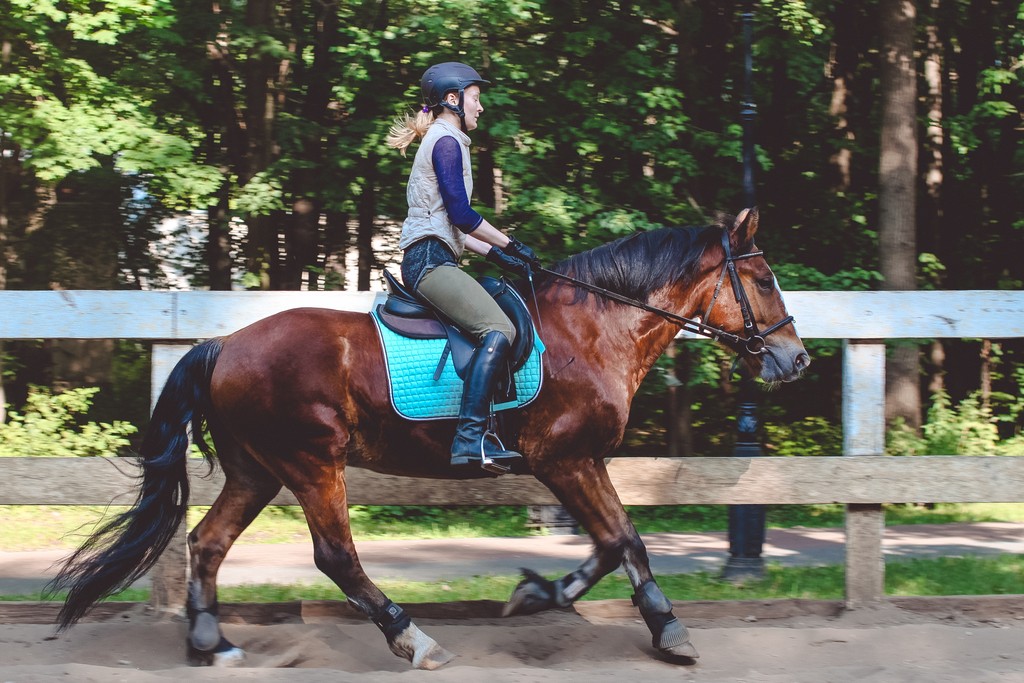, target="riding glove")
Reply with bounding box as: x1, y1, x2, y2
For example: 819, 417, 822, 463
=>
486, 246, 532, 278
505, 236, 541, 268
